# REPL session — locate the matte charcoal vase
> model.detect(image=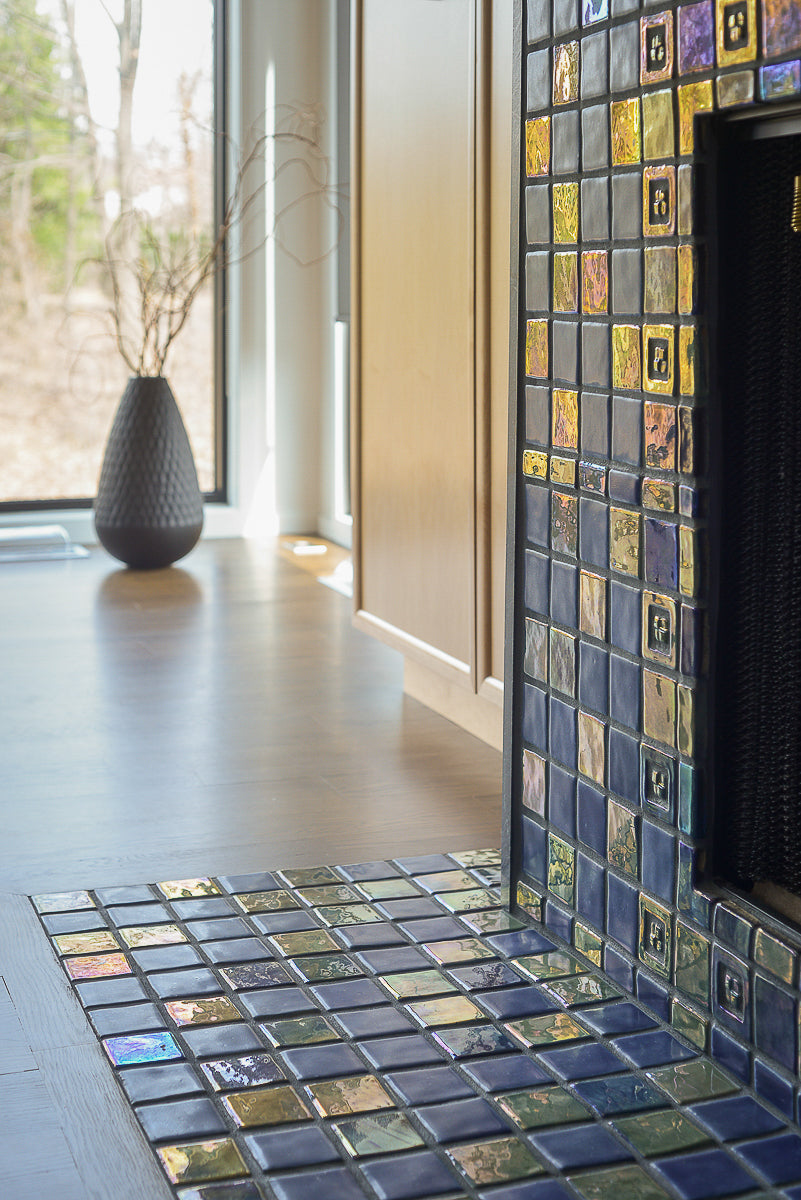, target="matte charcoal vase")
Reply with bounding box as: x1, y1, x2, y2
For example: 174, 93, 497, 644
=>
94, 376, 203, 569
